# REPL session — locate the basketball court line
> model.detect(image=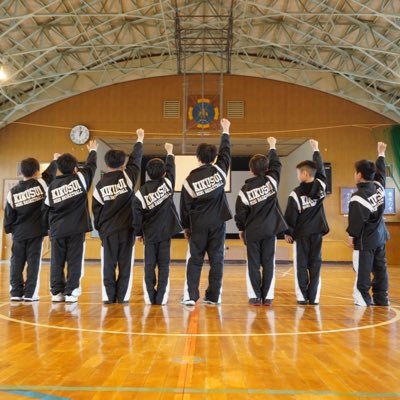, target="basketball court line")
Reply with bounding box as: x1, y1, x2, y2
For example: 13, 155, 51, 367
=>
0, 302, 398, 338
0, 390, 69, 399
1, 385, 400, 398
278, 267, 293, 277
